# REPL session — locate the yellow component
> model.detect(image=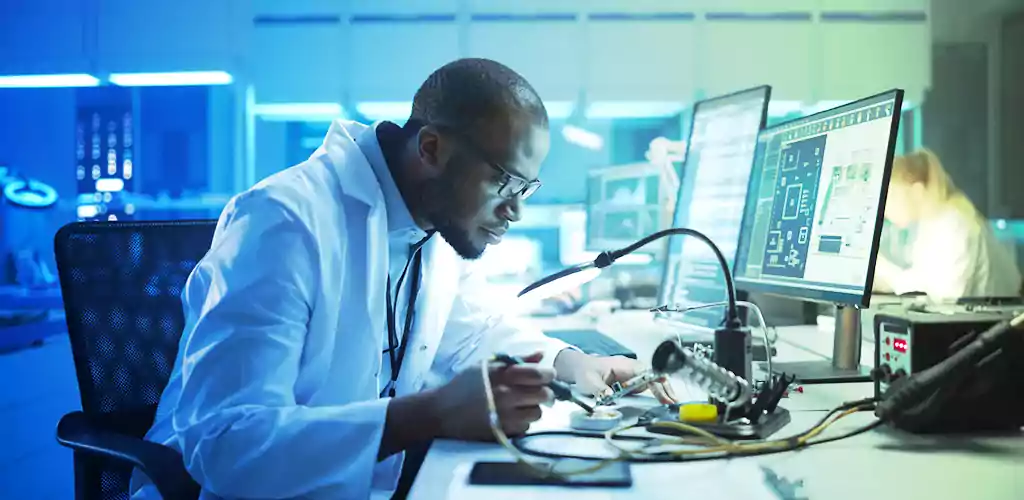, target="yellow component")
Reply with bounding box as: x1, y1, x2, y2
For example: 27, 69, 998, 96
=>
678, 403, 719, 423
